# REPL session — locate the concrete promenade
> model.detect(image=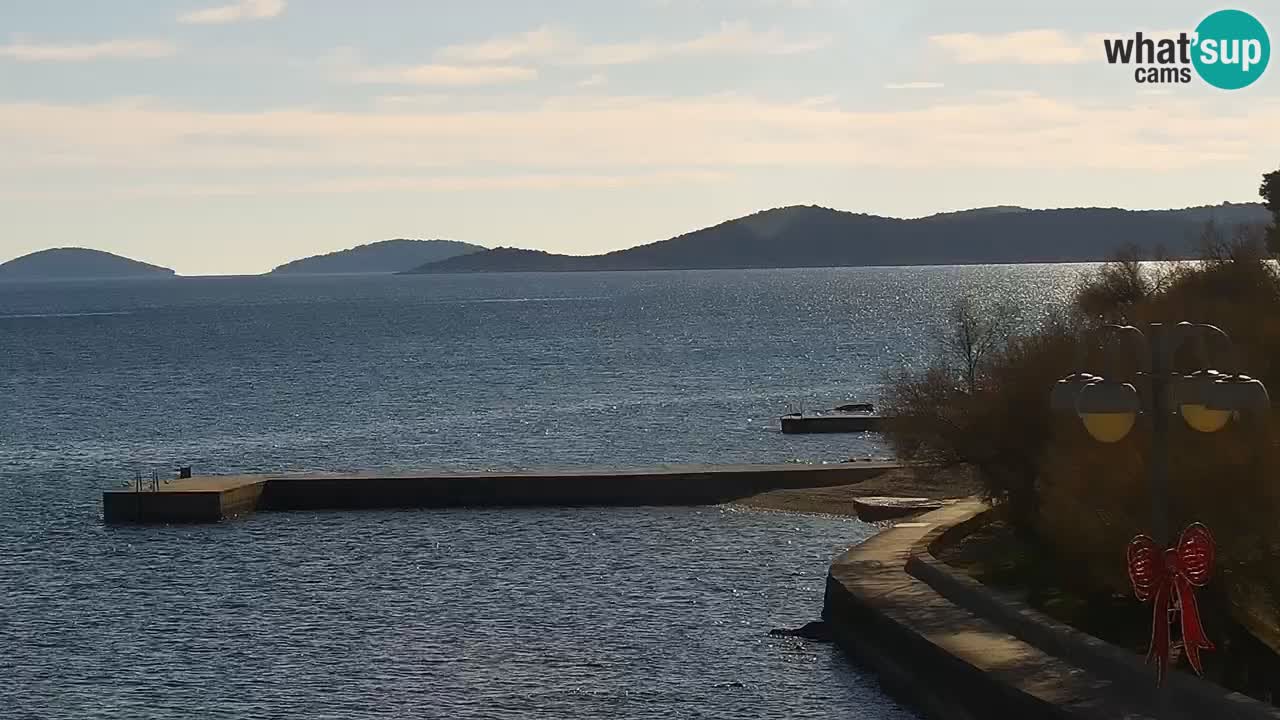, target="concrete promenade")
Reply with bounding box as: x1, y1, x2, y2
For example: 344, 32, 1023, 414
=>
825, 501, 1280, 720
102, 461, 900, 523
